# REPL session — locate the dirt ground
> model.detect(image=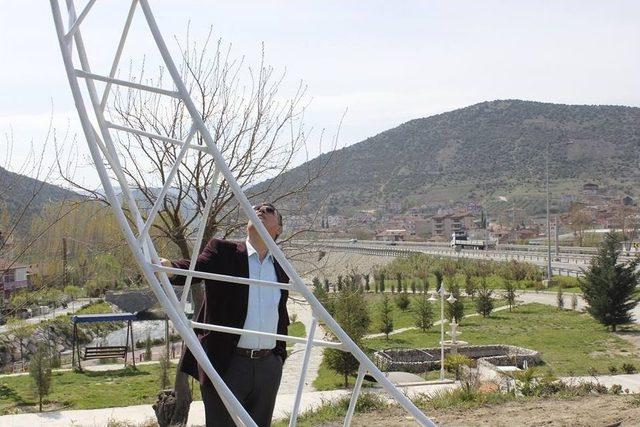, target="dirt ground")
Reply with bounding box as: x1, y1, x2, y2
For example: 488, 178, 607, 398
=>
320, 395, 640, 427
289, 250, 394, 283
